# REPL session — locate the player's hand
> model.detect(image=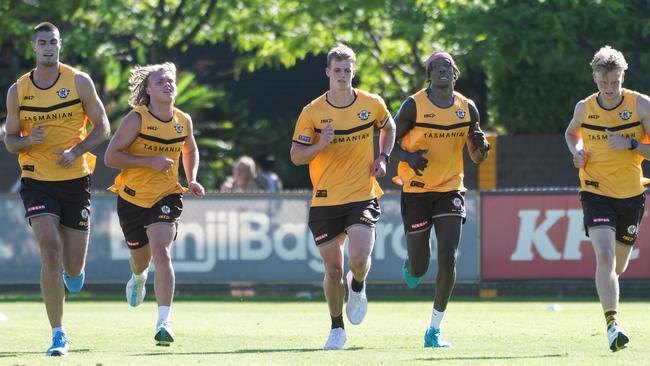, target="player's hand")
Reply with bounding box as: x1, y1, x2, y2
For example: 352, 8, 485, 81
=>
573, 149, 586, 169
469, 129, 490, 153
188, 180, 205, 198
150, 156, 174, 173
406, 149, 428, 176
317, 123, 335, 148
28, 124, 45, 146
605, 129, 630, 150
371, 156, 387, 177
53, 148, 78, 168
